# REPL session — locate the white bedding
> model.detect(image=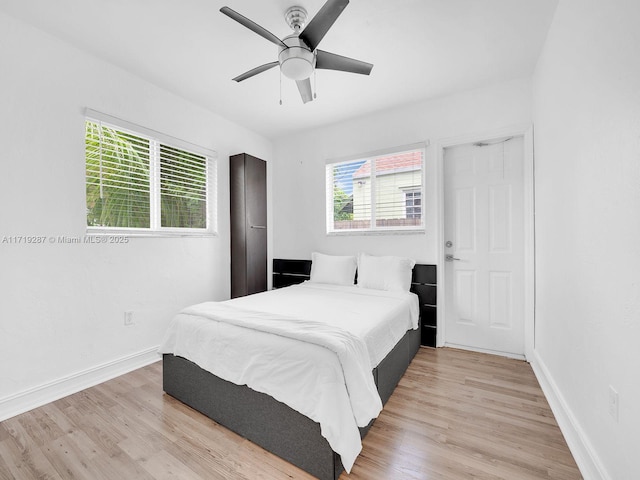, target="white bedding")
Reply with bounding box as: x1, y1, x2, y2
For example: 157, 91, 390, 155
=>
158, 282, 419, 473
226, 283, 419, 367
